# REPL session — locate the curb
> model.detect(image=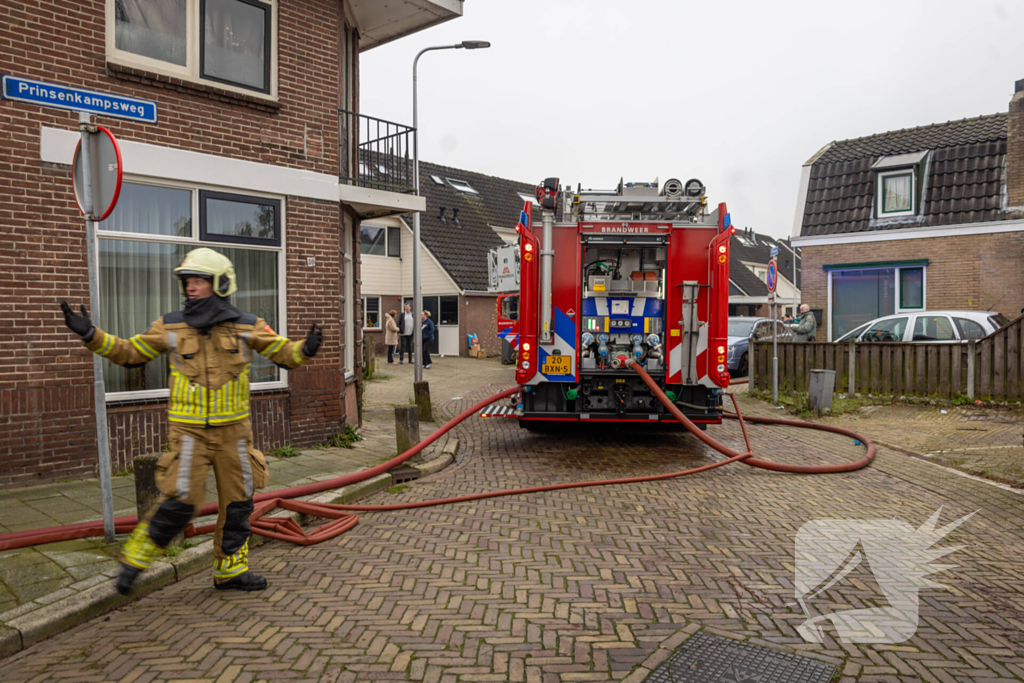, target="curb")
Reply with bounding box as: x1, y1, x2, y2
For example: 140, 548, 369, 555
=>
0, 437, 458, 660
